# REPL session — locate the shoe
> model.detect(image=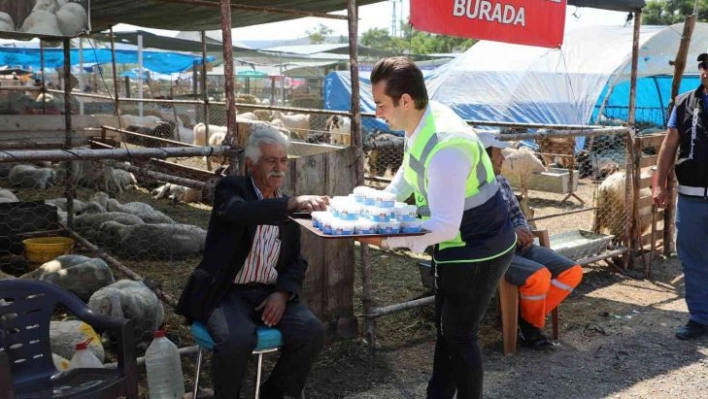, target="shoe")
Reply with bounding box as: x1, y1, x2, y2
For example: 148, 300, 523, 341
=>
518, 318, 555, 350
676, 320, 708, 340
